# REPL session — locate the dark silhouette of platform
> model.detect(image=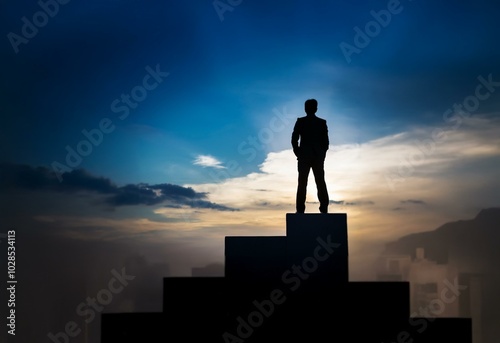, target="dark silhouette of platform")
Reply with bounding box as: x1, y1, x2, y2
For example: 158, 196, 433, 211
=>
101, 213, 473, 342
